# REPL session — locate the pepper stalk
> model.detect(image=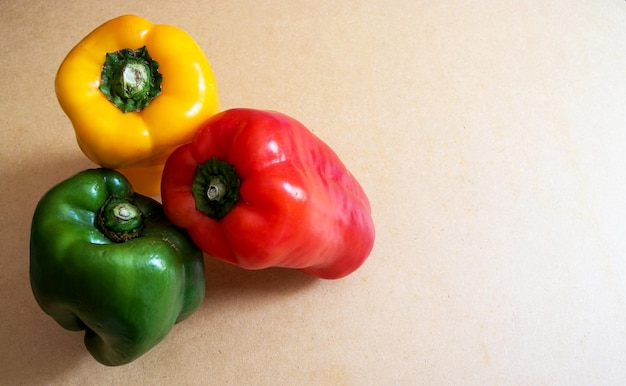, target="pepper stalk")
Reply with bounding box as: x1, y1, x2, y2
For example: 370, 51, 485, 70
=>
96, 196, 144, 242
192, 157, 241, 220
99, 46, 163, 113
